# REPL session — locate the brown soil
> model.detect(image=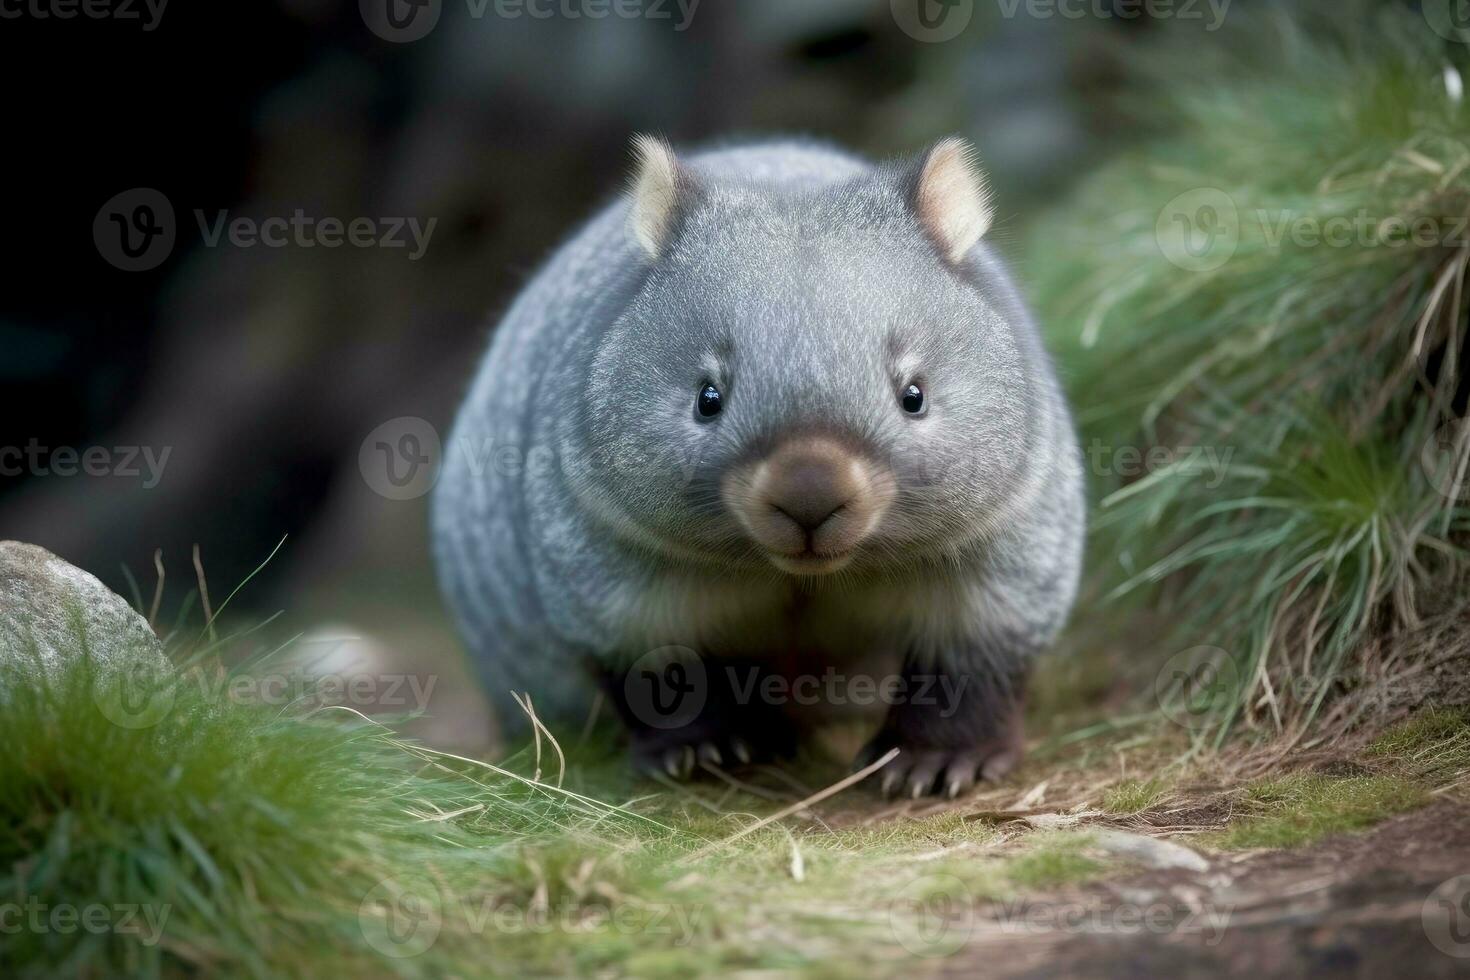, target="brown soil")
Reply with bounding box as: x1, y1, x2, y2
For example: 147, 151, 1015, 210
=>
942, 799, 1470, 978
